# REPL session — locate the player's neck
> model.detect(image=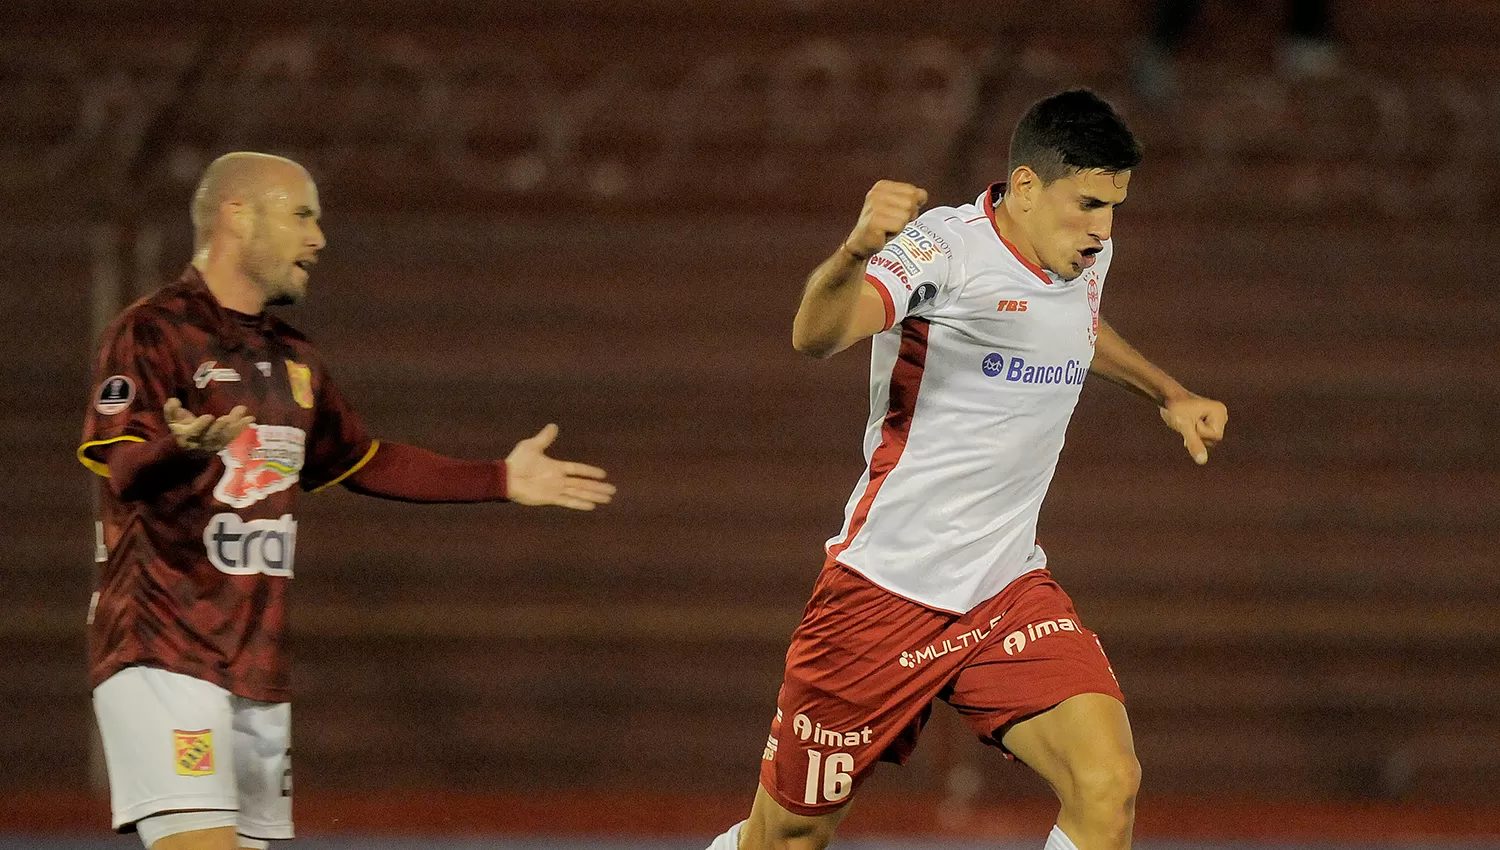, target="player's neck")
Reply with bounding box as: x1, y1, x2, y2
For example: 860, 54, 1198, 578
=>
991, 197, 1045, 269
193, 251, 267, 315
